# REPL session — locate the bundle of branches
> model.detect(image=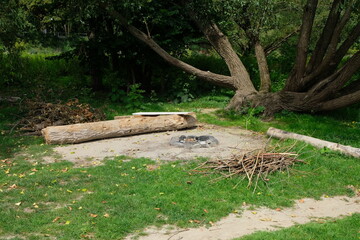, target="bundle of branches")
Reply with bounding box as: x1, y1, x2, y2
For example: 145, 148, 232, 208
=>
16, 98, 105, 134
195, 151, 304, 188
